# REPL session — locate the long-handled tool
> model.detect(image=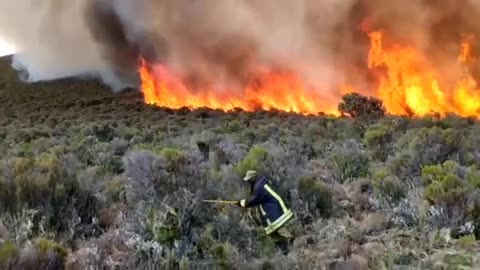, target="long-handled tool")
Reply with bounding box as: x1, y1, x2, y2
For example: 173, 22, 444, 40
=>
201, 199, 238, 204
